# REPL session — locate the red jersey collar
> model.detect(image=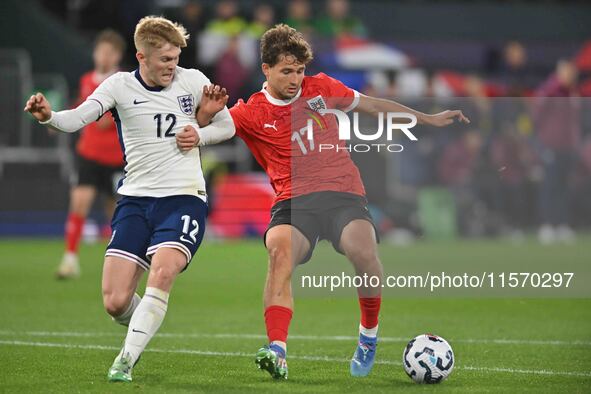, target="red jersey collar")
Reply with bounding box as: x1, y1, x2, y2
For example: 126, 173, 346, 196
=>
261, 82, 302, 106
